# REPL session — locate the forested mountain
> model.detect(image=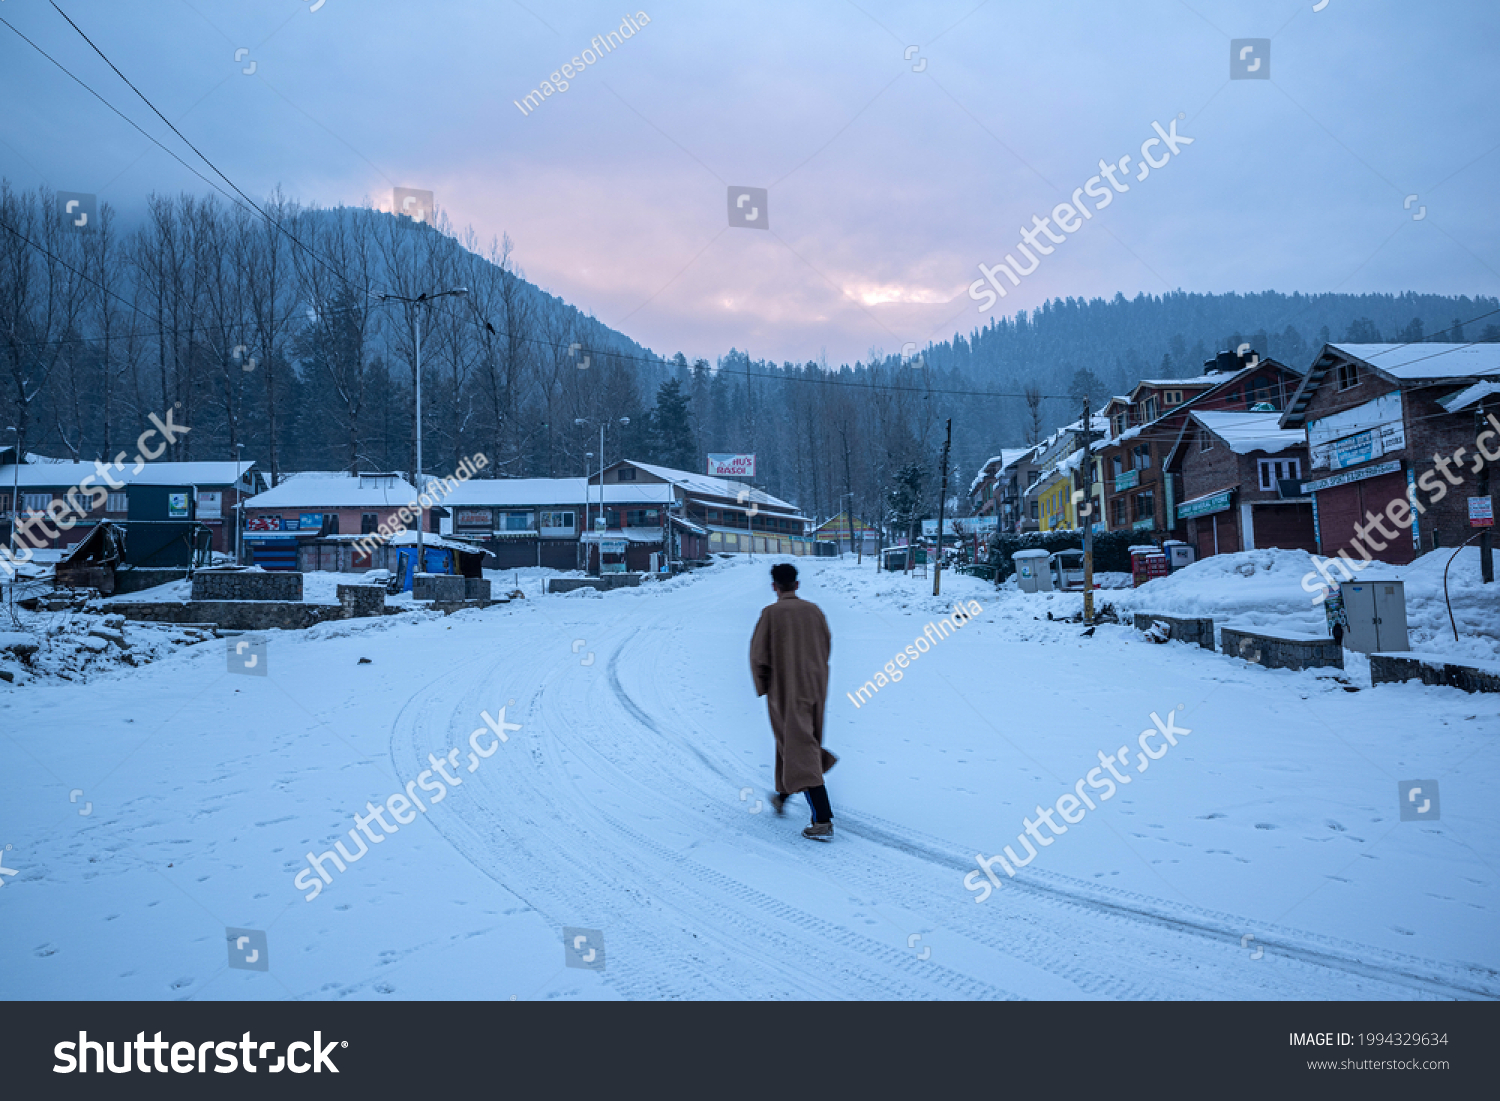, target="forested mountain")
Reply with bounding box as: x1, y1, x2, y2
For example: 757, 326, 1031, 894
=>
4, 179, 1495, 529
